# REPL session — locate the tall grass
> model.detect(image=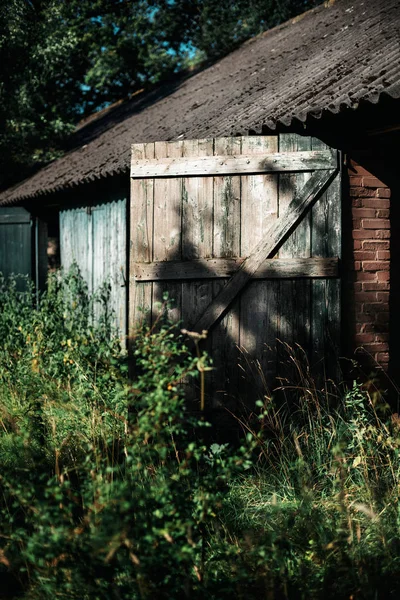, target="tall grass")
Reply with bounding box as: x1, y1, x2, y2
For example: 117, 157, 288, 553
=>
0, 269, 399, 599
221, 345, 400, 598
